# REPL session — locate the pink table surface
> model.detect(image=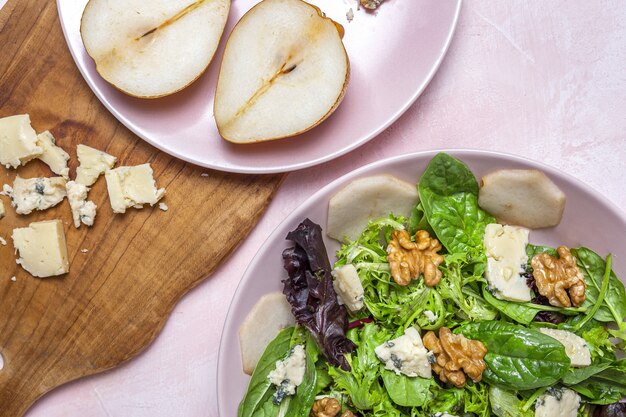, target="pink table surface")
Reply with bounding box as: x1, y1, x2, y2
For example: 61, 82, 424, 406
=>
2, 0, 624, 416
